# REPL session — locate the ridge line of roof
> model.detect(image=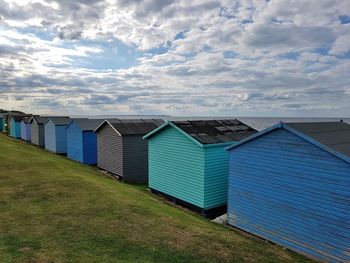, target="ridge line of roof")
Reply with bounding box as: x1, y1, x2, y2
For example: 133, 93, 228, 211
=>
326, 141, 350, 146
226, 122, 350, 164
144, 119, 256, 145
